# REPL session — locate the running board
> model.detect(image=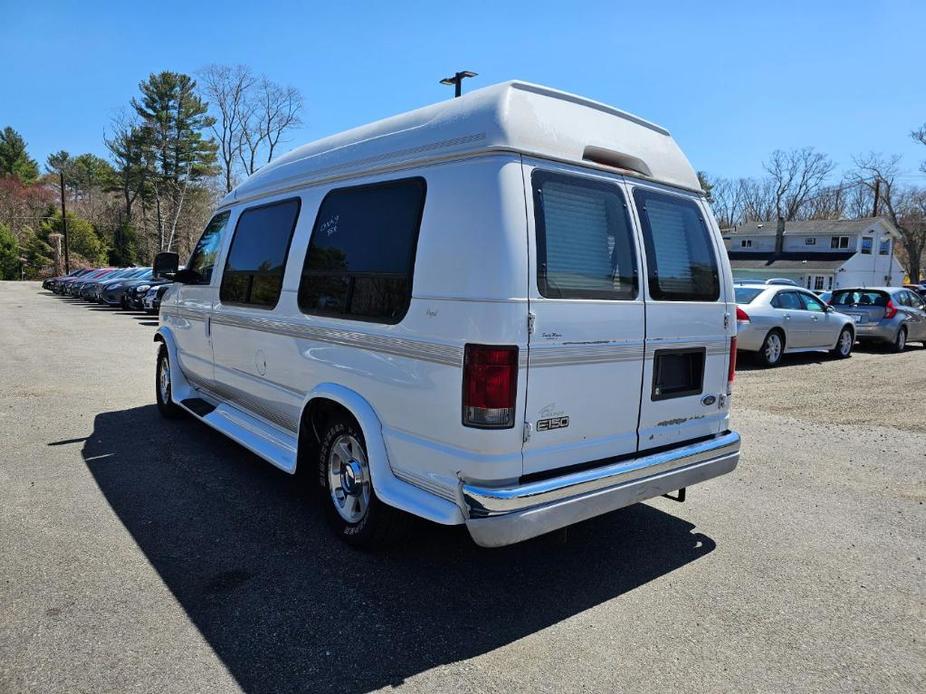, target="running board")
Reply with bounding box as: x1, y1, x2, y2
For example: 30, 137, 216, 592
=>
177, 397, 298, 474
181, 397, 217, 417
